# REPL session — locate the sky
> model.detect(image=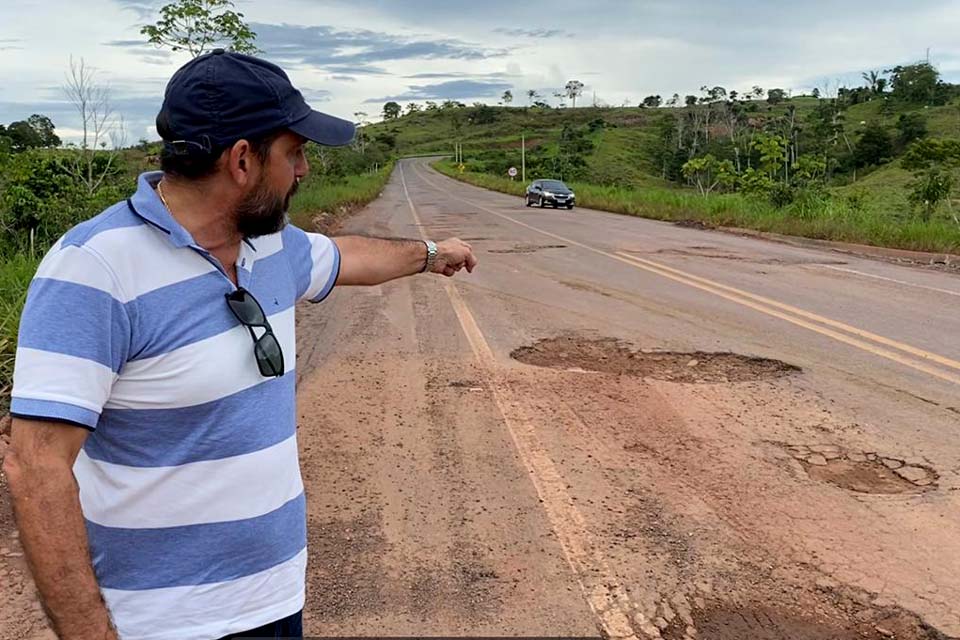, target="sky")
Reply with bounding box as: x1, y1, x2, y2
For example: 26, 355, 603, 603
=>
2, 0, 960, 145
